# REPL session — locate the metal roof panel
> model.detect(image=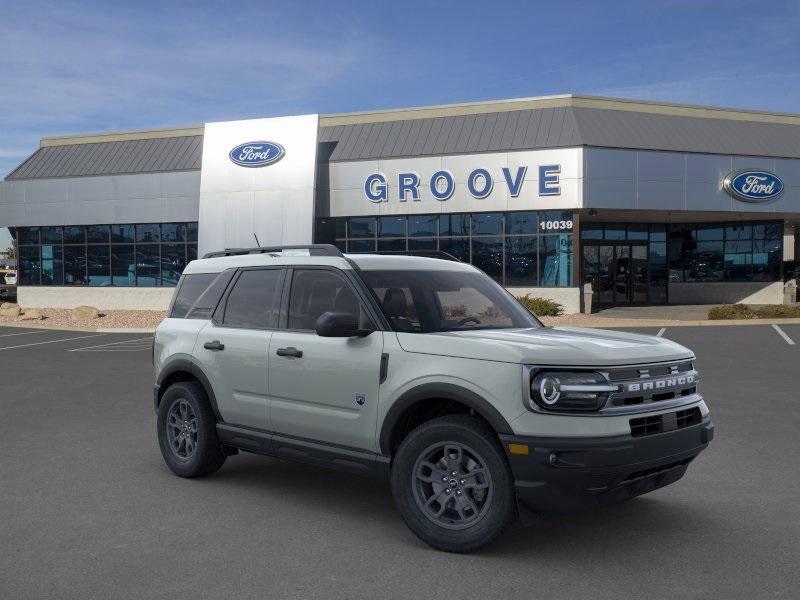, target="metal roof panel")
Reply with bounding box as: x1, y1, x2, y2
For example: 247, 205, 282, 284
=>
6, 135, 204, 180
